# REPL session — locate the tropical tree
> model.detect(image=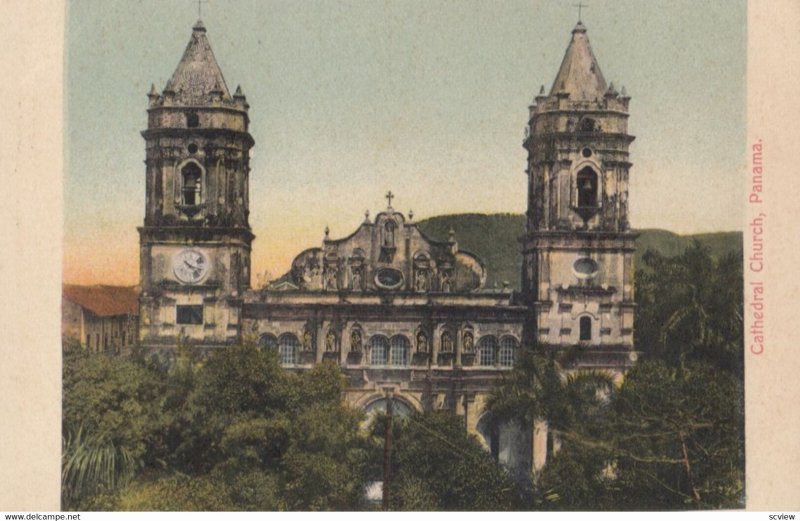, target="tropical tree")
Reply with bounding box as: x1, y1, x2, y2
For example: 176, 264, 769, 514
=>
62, 350, 165, 508
607, 360, 744, 510
635, 241, 743, 375
375, 411, 525, 511
172, 343, 372, 511
487, 347, 615, 462
61, 426, 141, 507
